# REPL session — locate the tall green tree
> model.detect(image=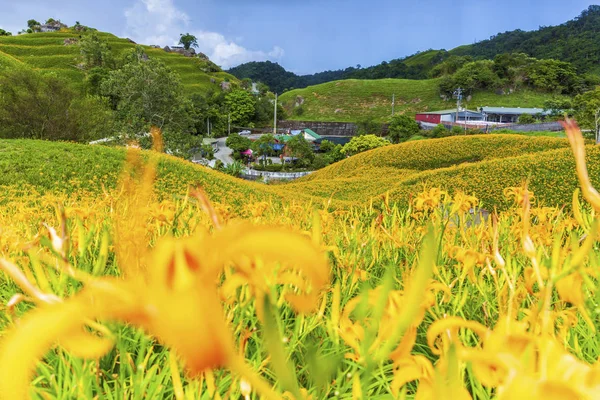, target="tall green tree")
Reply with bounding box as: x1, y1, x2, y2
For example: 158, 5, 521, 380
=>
100, 48, 201, 157
226, 133, 252, 153
225, 89, 256, 126
387, 115, 420, 143
179, 33, 198, 50
27, 19, 40, 29
252, 134, 276, 162
79, 33, 114, 69
286, 135, 314, 166
101, 48, 191, 133
0, 29, 11, 36
574, 88, 600, 143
